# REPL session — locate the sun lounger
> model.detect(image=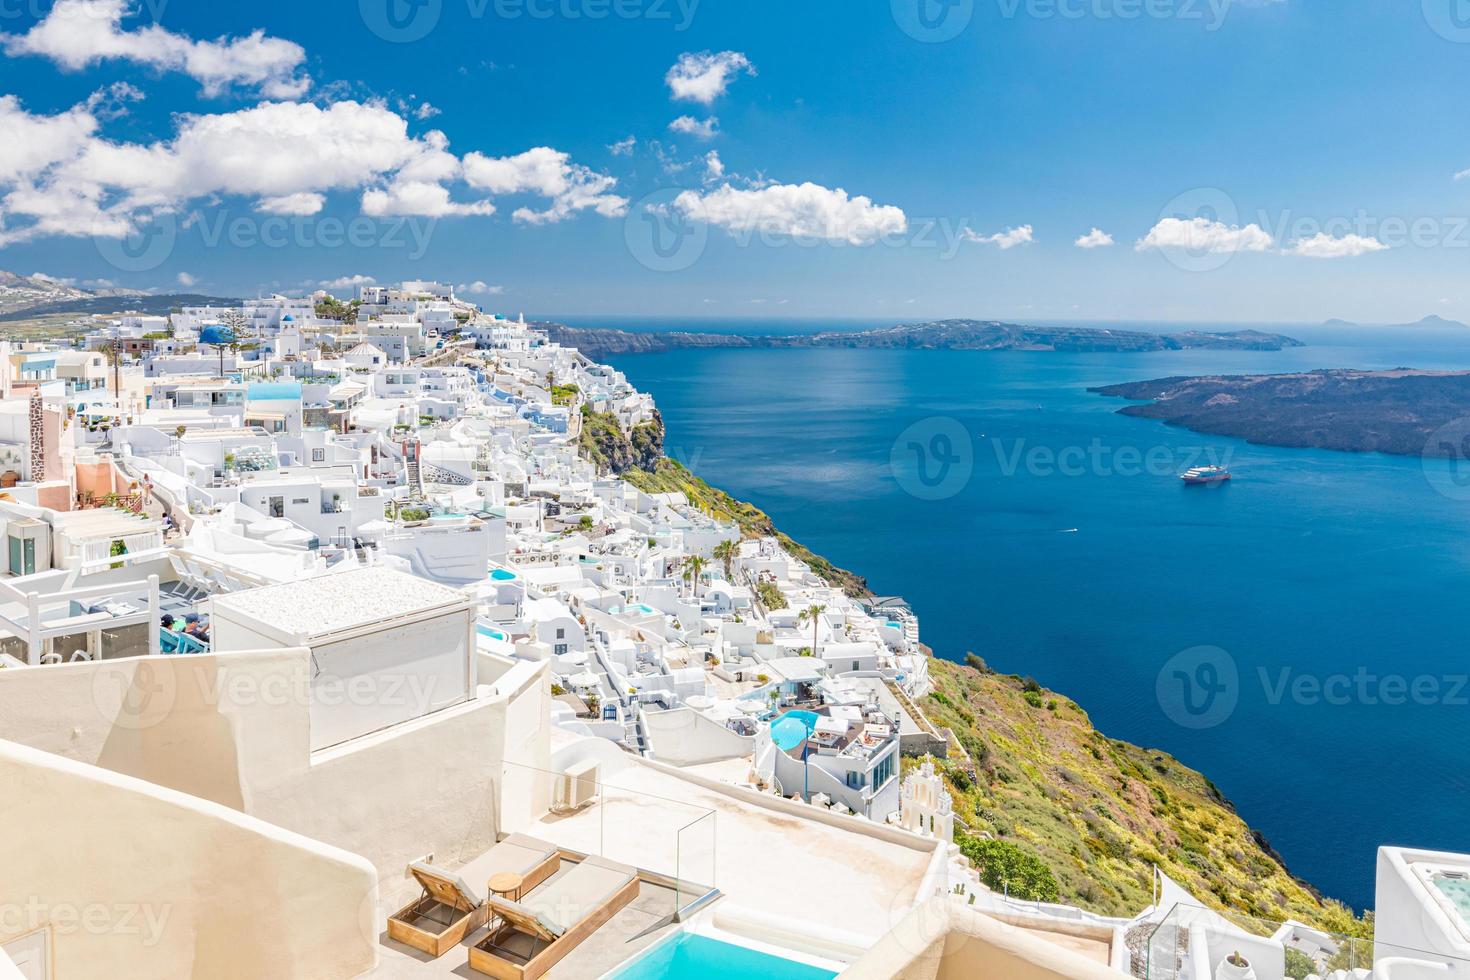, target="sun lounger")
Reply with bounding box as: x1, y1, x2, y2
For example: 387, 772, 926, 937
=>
468, 855, 640, 979
387, 834, 560, 958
